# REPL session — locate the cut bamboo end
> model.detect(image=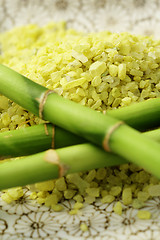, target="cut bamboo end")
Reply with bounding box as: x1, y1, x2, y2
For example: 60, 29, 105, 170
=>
44, 149, 68, 177
103, 121, 124, 152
